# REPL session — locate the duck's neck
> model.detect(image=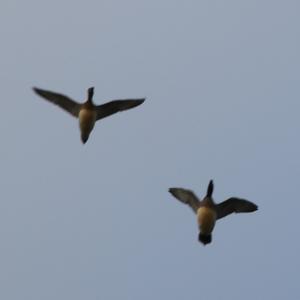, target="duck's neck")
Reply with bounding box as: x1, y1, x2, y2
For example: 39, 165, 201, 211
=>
87, 87, 94, 103
202, 196, 214, 206
206, 180, 214, 197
